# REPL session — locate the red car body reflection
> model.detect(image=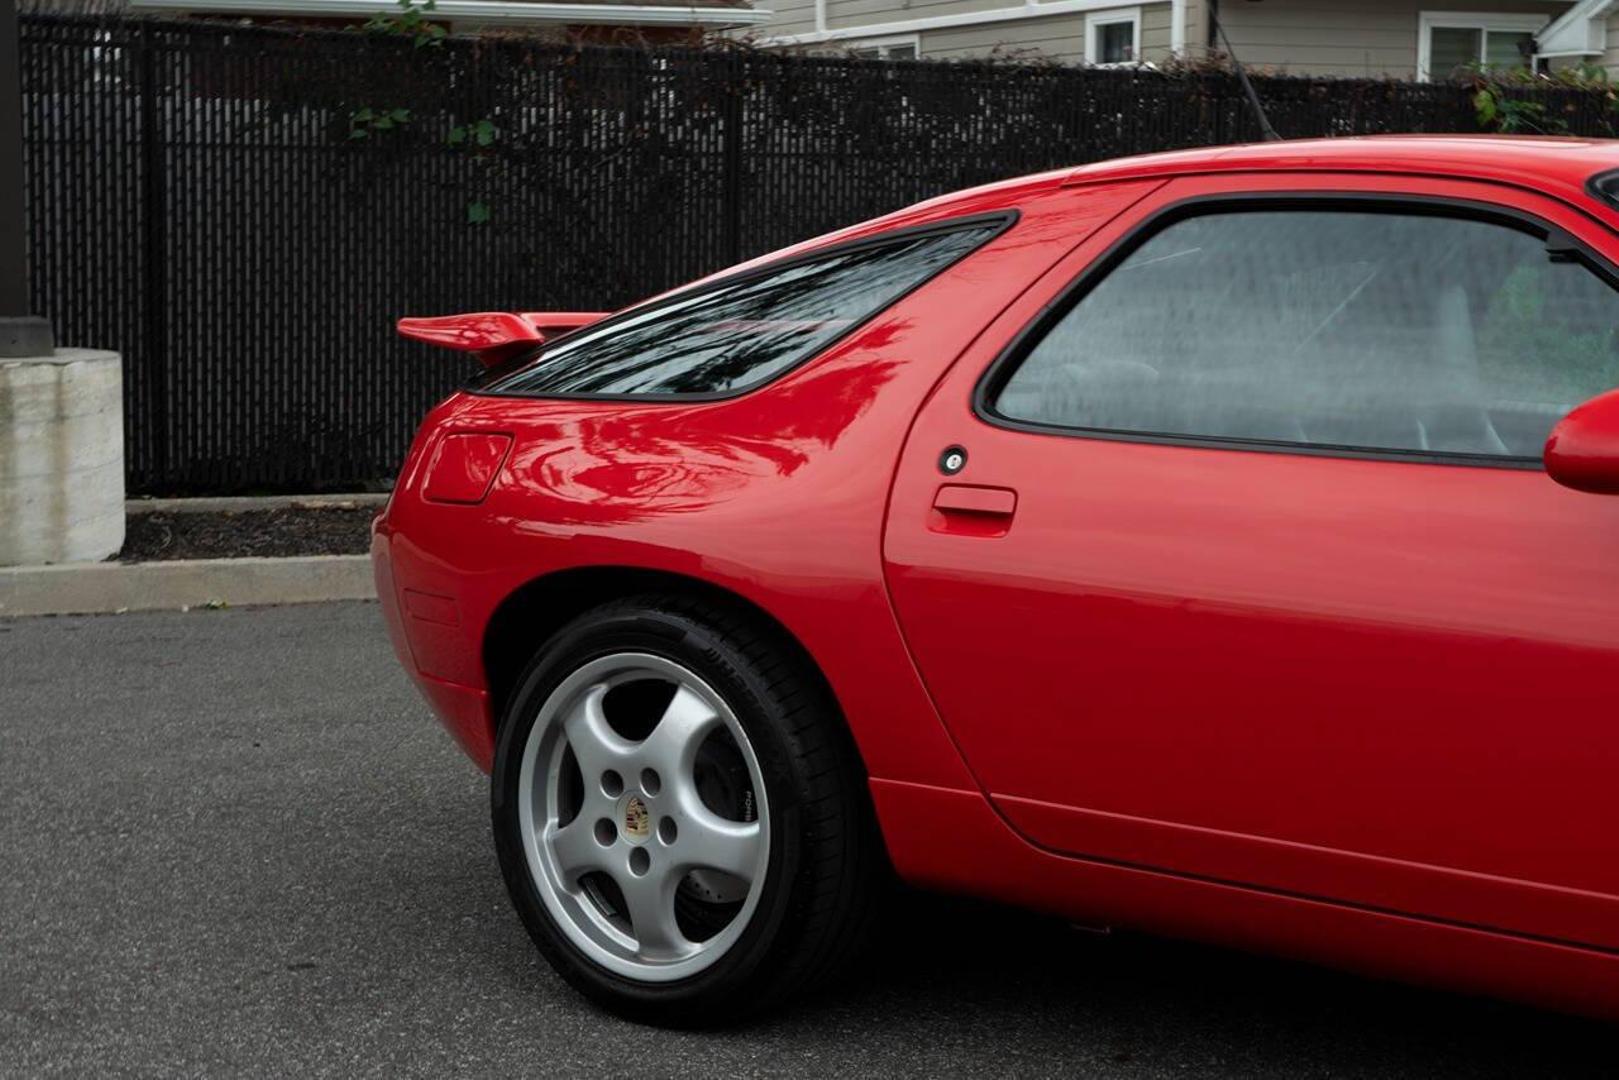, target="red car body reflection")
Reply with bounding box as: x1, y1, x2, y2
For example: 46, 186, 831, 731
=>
375, 137, 1619, 1019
